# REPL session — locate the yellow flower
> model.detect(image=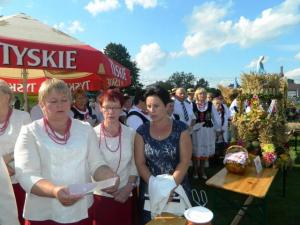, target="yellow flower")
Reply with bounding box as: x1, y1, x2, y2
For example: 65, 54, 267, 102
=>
261, 143, 275, 153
